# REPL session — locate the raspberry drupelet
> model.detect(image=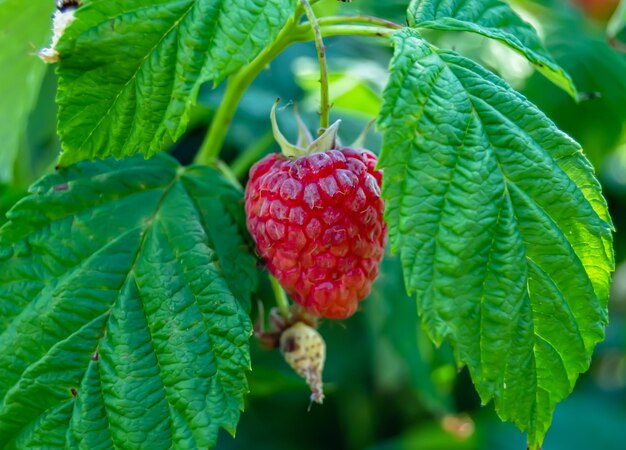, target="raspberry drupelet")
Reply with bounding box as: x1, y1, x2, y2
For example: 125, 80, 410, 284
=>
245, 144, 386, 319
